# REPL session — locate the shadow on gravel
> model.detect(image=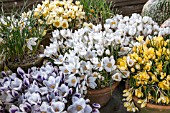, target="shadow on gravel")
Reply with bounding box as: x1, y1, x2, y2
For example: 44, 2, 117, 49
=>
100, 81, 139, 113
